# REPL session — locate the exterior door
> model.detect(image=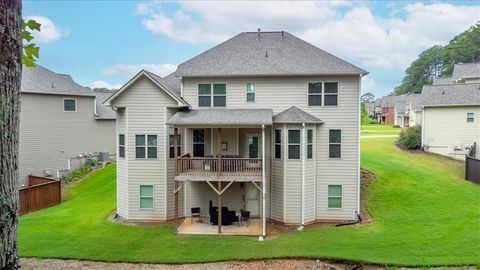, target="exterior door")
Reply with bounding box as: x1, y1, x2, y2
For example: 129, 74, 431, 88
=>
245, 183, 260, 216
245, 134, 260, 217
